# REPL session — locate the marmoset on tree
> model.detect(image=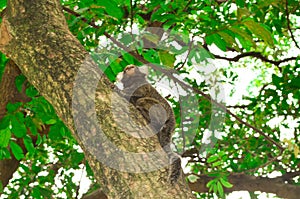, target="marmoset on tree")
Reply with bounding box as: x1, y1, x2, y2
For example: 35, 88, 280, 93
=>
120, 64, 181, 185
